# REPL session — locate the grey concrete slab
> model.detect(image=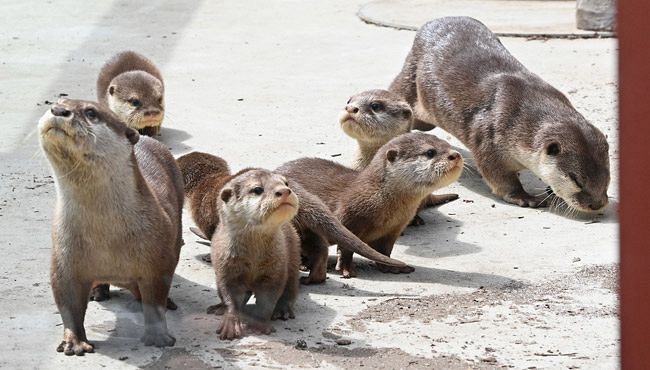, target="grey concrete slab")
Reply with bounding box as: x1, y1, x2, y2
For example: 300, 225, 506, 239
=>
0, 1, 618, 369
358, 0, 616, 37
